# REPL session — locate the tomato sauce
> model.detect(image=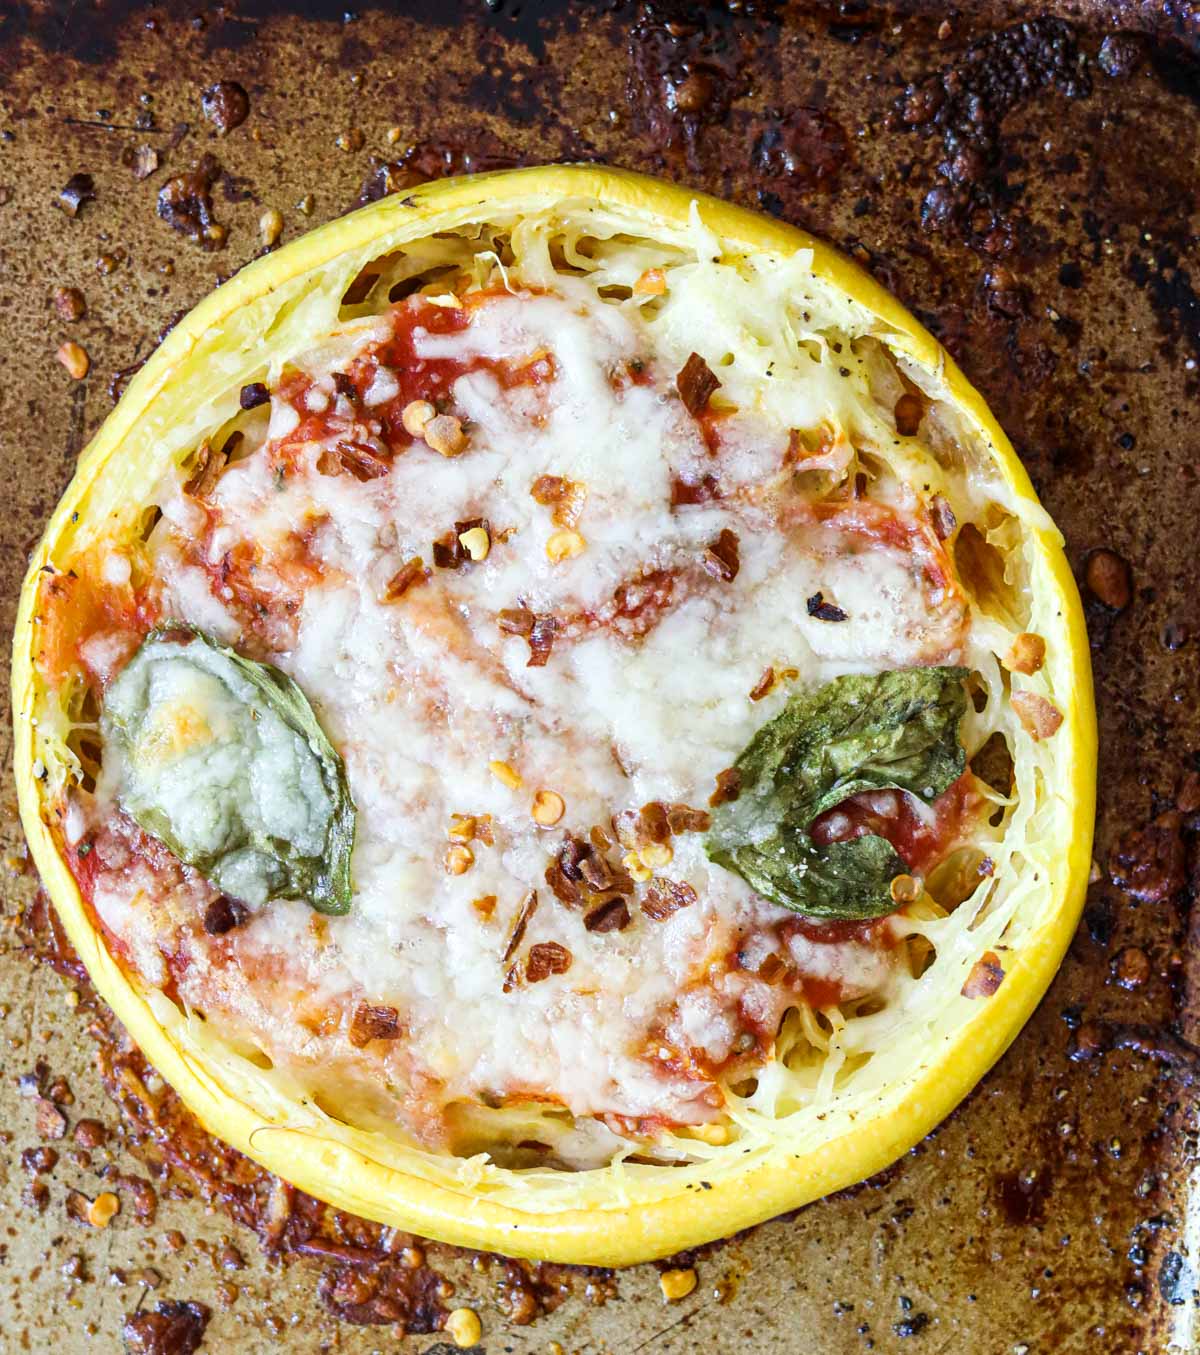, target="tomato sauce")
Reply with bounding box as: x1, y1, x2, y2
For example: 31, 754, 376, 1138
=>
36, 562, 161, 689
809, 770, 984, 878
